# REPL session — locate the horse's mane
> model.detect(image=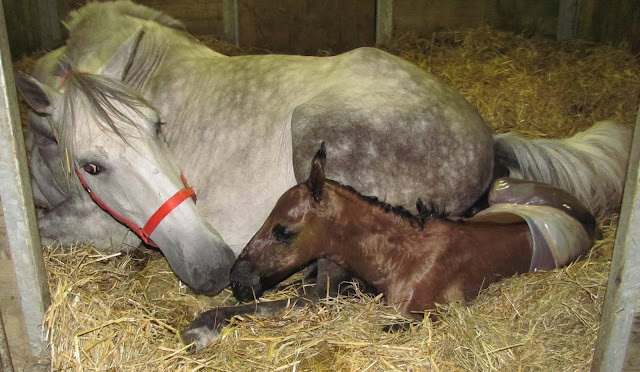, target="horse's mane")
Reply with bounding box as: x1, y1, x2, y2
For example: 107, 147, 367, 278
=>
63, 1, 193, 72
326, 180, 446, 229
65, 0, 185, 33
57, 66, 157, 176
